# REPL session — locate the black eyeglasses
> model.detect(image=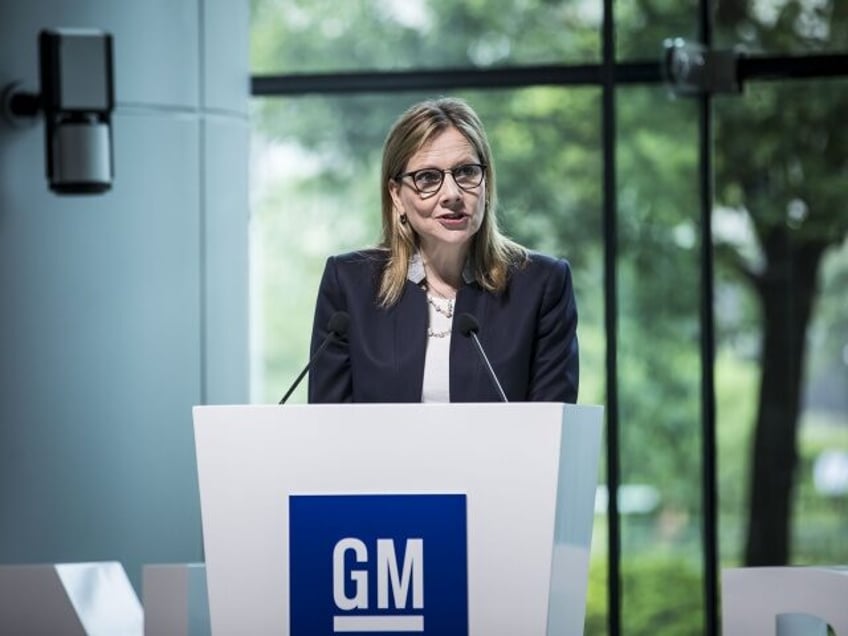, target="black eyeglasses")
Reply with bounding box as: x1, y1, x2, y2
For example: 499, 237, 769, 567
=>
397, 163, 486, 194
